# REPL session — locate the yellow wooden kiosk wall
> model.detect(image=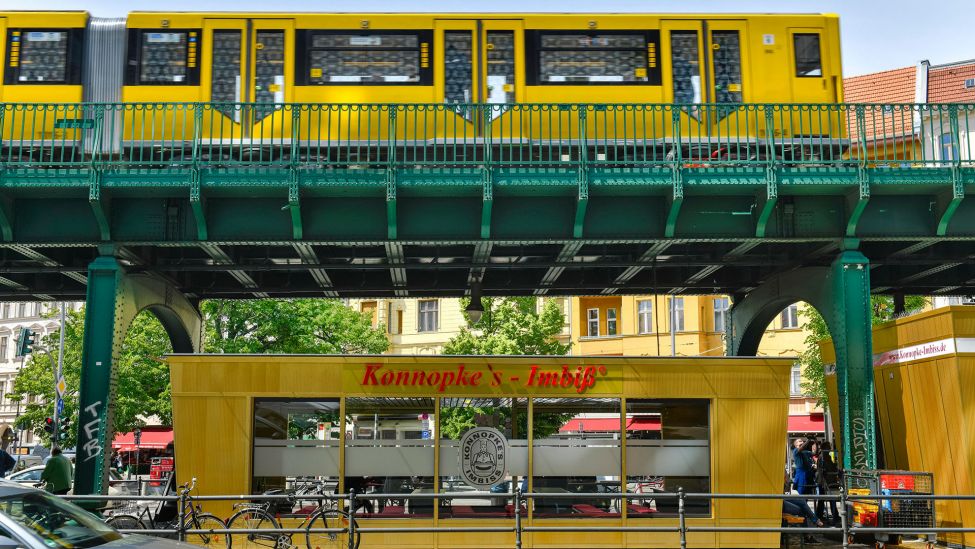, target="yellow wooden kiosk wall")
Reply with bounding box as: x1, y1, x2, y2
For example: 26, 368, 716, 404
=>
823, 306, 975, 548
168, 355, 793, 549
